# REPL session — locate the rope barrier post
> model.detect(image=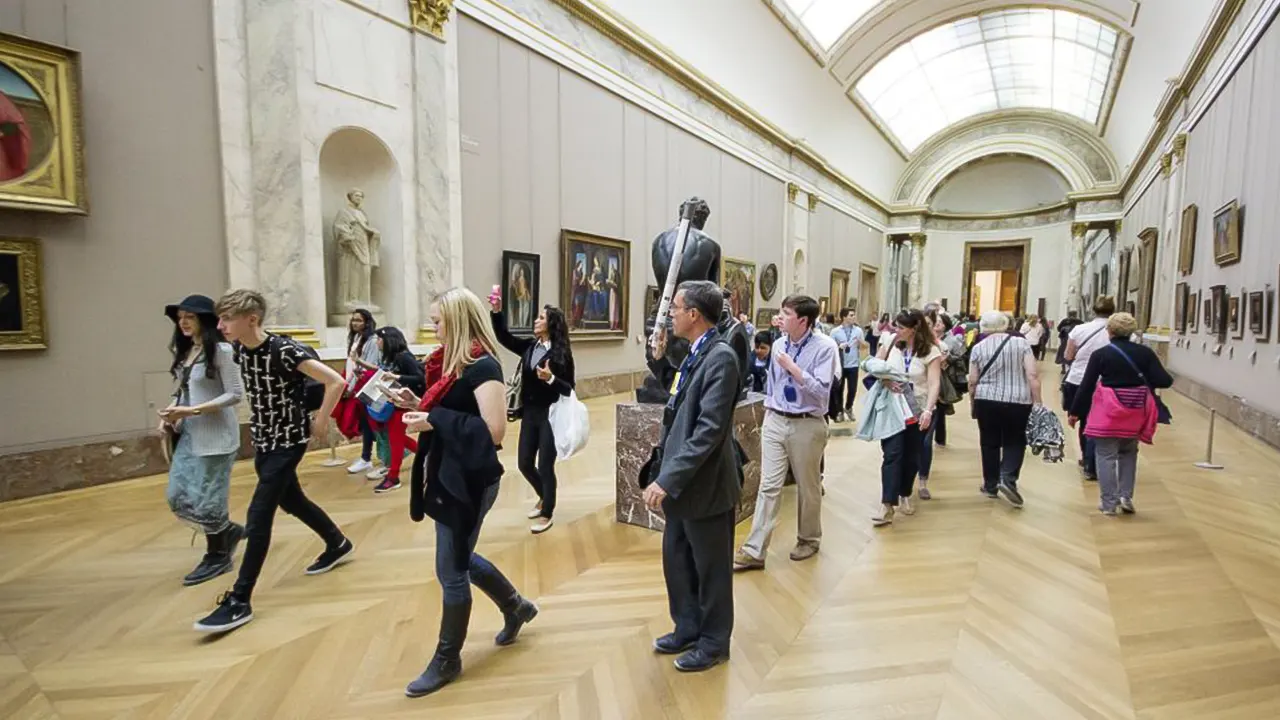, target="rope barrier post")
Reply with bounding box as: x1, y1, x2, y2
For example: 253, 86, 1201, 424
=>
1194, 408, 1224, 470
